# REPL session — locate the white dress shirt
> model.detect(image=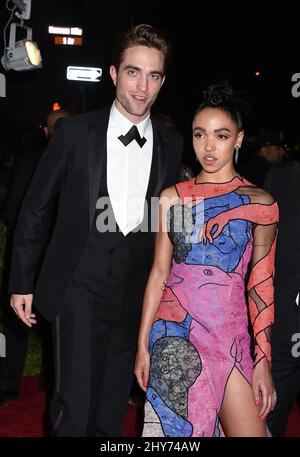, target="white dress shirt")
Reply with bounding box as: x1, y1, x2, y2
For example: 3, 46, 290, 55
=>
107, 103, 153, 236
